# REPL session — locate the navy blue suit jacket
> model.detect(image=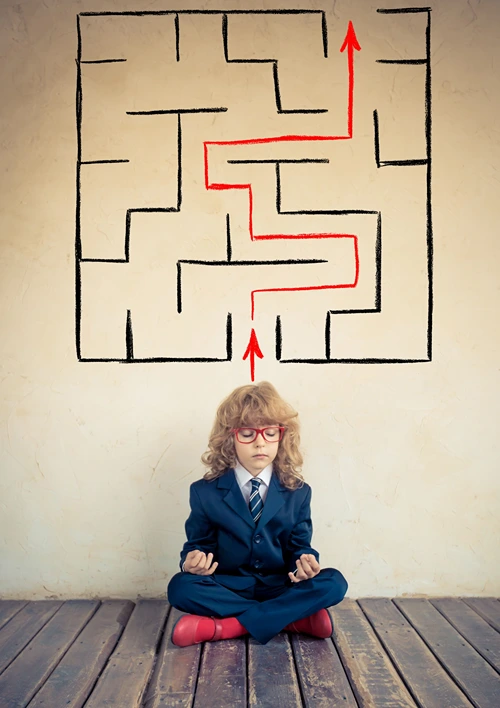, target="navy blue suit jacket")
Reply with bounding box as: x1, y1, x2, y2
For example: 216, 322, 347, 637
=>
179, 469, 319, 590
